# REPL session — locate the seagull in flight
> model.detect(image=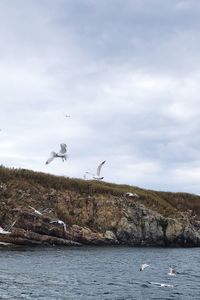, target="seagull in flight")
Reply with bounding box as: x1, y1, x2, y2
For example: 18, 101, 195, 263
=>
29, 206, 51, 215
86, 160, 106, 180
46, 143, 68, 164
0, 226, 11, 235
29, 206, 43, 215
0, 219, 18, 235
140, 264, 150, 271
